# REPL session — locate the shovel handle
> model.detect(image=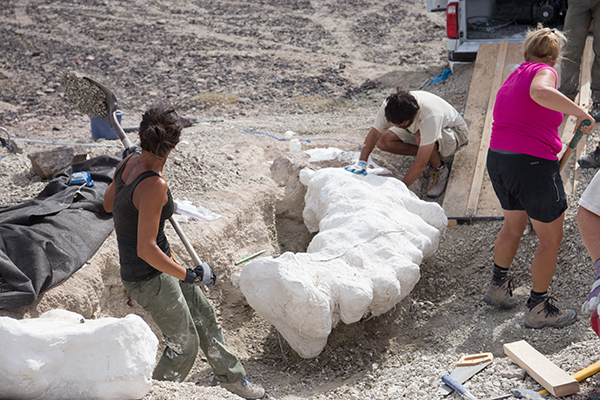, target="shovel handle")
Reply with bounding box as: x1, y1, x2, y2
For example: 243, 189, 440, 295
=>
169, 216, 202, 266
559, 119, 592, 172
